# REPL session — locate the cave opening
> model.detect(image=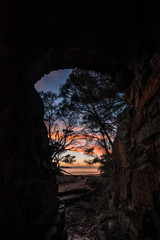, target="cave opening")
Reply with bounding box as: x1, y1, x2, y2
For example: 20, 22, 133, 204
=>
33, 68, 126, 239
35, 69, 98, 172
